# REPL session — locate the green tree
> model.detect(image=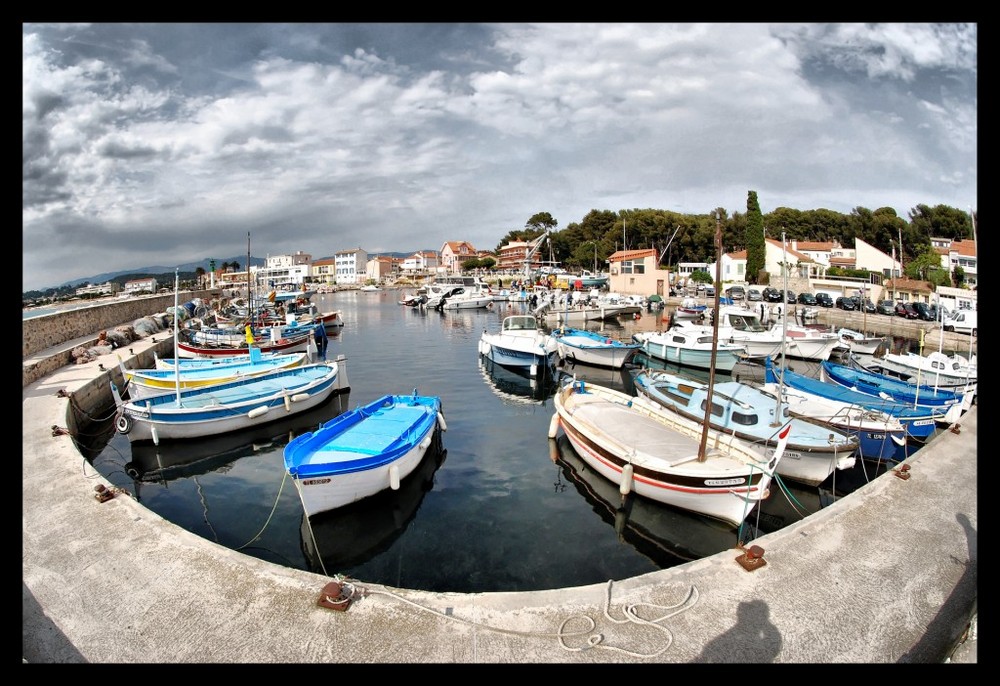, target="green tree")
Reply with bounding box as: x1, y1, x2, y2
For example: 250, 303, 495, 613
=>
745, 191, 765, 284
